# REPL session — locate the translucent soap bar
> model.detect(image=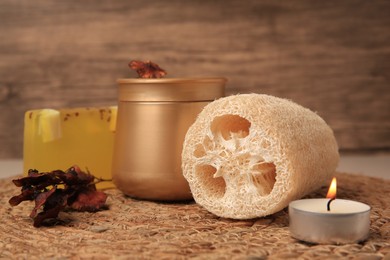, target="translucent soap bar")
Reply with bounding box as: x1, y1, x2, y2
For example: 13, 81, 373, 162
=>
23, 107, 117, 189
